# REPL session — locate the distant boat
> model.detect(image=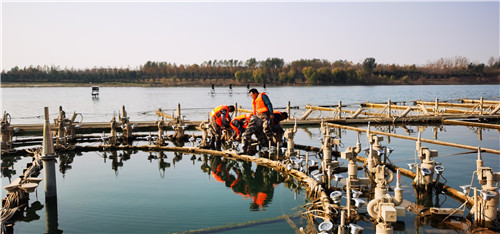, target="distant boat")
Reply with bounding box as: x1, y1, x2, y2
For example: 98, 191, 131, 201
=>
91, 86, 99, 97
